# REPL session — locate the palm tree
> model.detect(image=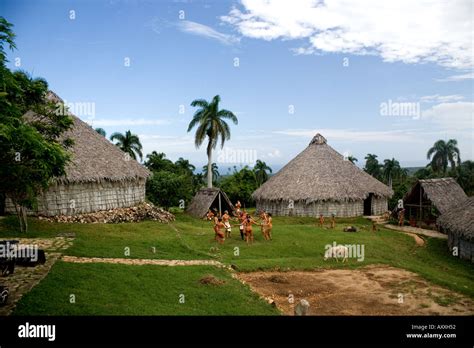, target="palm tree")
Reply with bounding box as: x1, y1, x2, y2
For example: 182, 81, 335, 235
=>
95, 128, 106, 137
175, 157, 195, 175
202, 163, 219, 183
427, 139, 460, 174
254, 160, 272, 186
382, 158, 403, 188
144, 151, 173, 172
188, 95, 238, 188
364, 154, 382, 179
110, 130, 143, 161
347, 156, 358, 164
